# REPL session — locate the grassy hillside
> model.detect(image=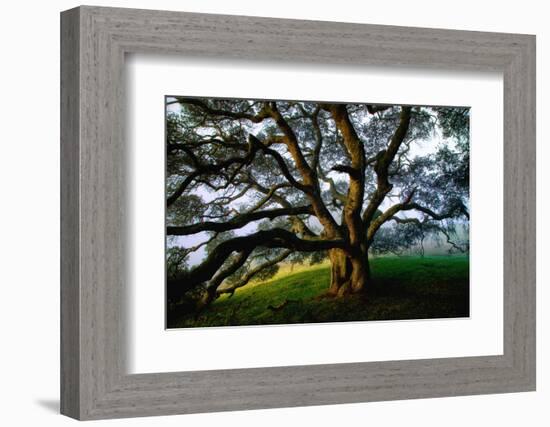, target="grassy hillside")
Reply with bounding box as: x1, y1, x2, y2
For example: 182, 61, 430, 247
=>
168, 255, 469, 328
